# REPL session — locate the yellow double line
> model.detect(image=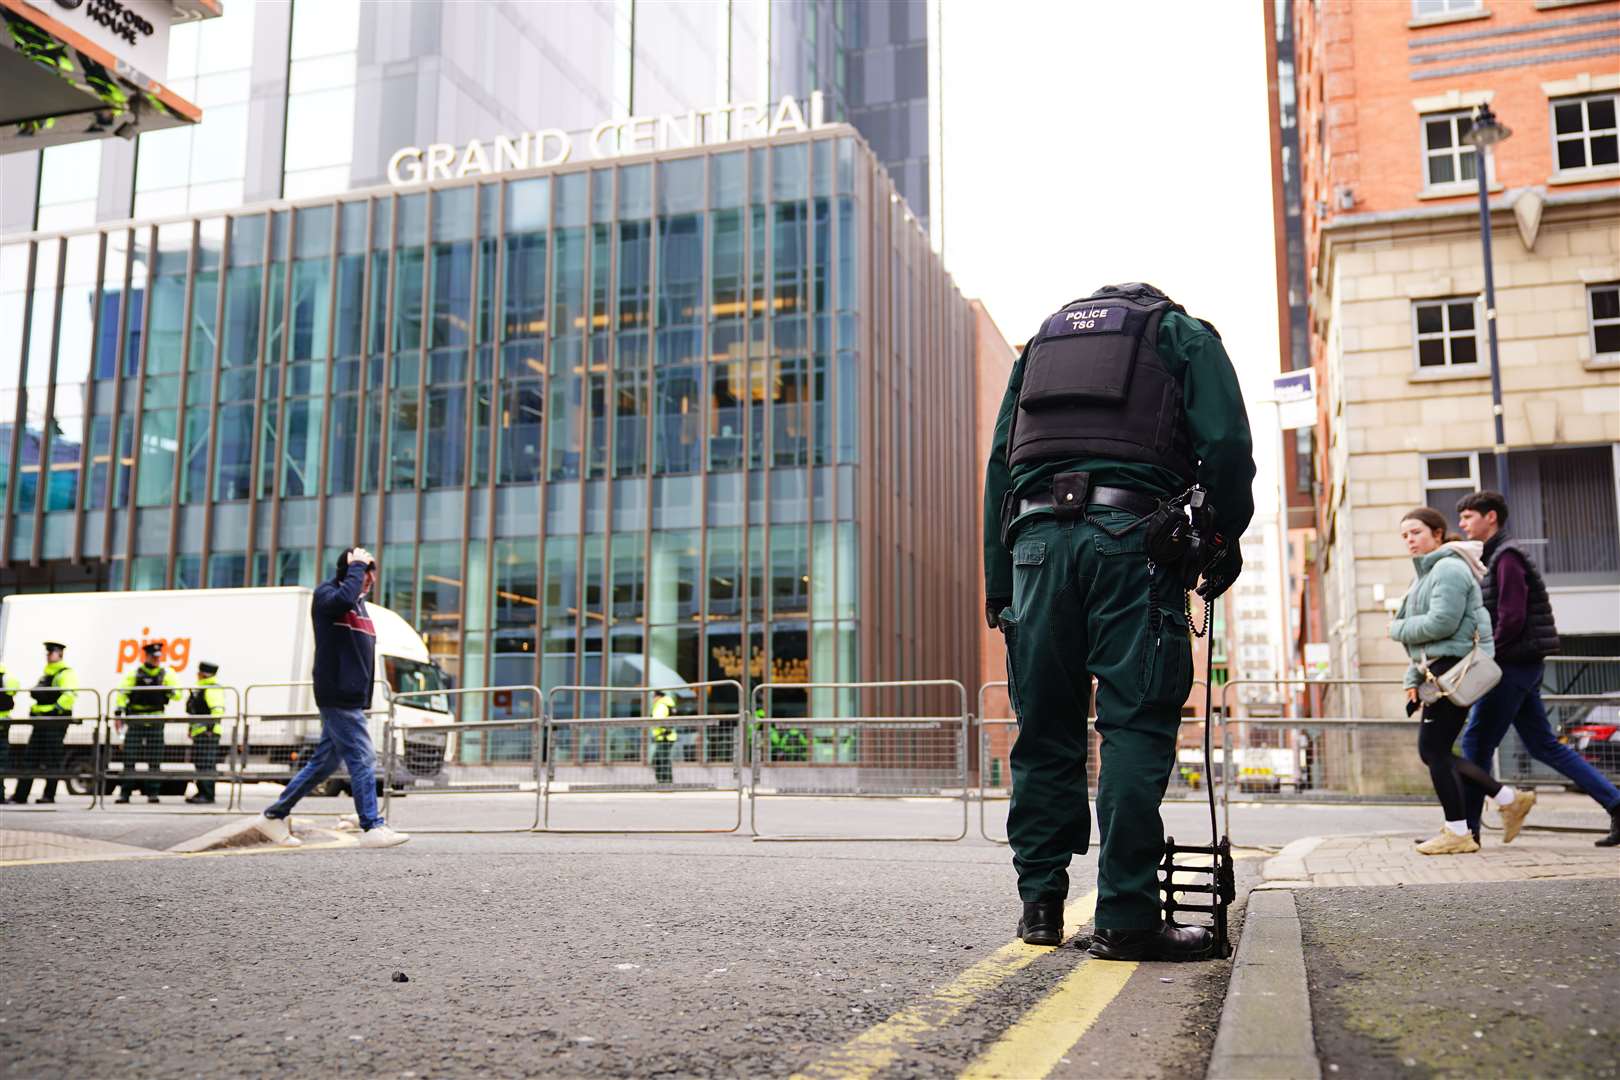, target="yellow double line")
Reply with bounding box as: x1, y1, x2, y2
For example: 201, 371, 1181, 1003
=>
791, 890, 1136, 1080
